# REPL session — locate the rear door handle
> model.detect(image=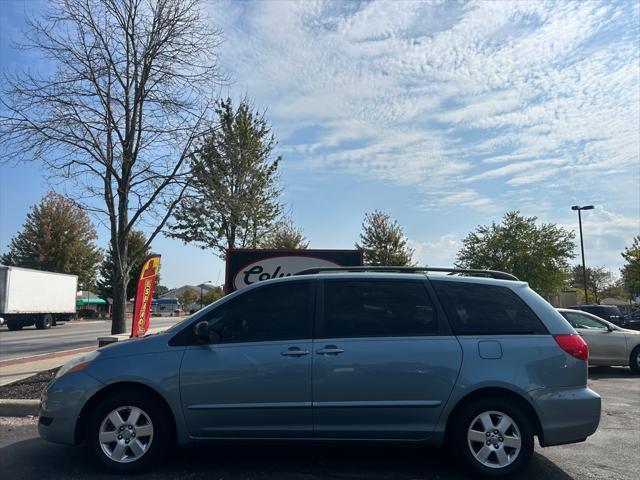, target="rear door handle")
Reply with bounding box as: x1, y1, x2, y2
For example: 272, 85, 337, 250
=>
281, 347, 310, 357
316, 345, 344, 355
